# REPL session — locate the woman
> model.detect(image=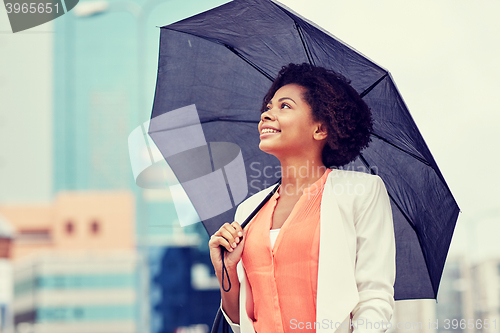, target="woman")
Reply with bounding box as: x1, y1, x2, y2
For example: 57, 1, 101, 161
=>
209, 63, 395, 333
